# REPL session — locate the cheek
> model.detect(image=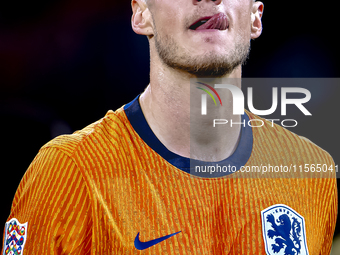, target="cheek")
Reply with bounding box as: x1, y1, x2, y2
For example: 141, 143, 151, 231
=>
229, 1, 252, 37
152, 3, 184, 37
234, 11, 252, 40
